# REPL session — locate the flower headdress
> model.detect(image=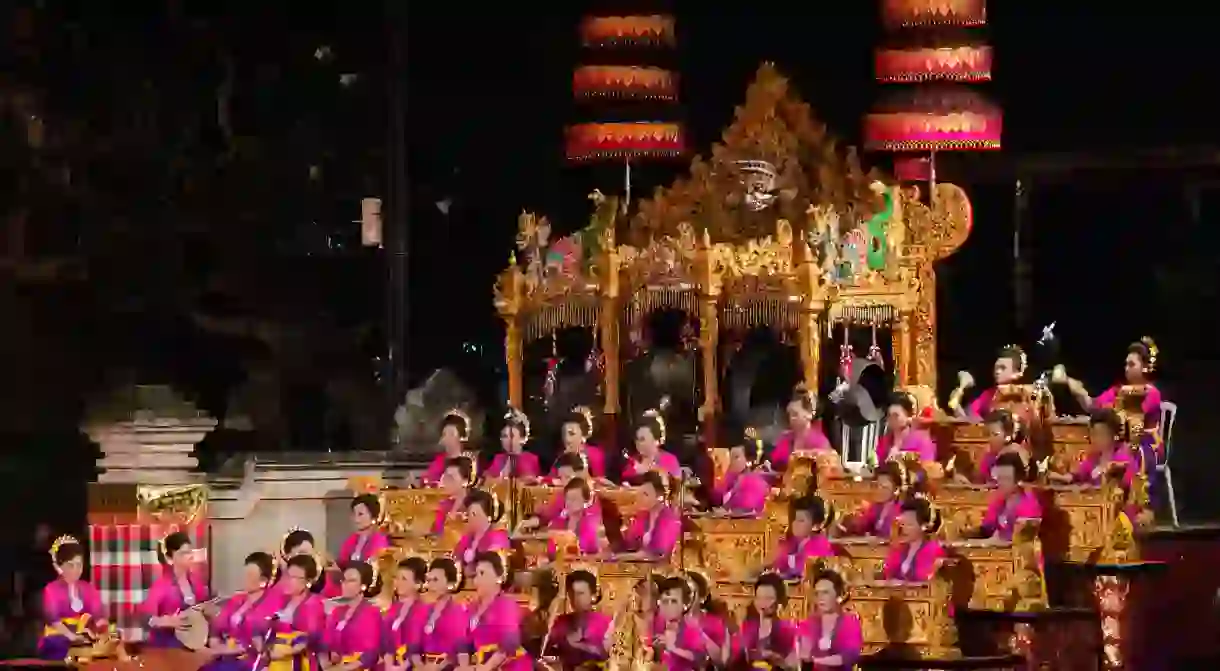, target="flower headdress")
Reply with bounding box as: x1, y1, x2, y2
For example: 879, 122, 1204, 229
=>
1137, 336, 1159, 372
909, 492, 943, 535
442, 408, 472, 442
503, 407, 531, 443
49, 535, 79, 566
743, 426, 766, 469
641, 408, 667, 445
1000, 344, 1028, 377
571, 405, 596, 437
810, 495, 837, 533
